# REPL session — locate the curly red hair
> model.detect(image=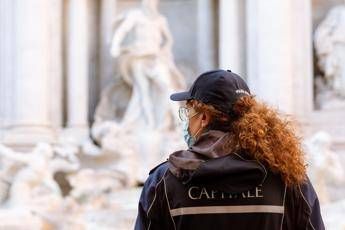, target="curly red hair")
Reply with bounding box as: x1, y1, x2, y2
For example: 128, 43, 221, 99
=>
188, 96, 307, 186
